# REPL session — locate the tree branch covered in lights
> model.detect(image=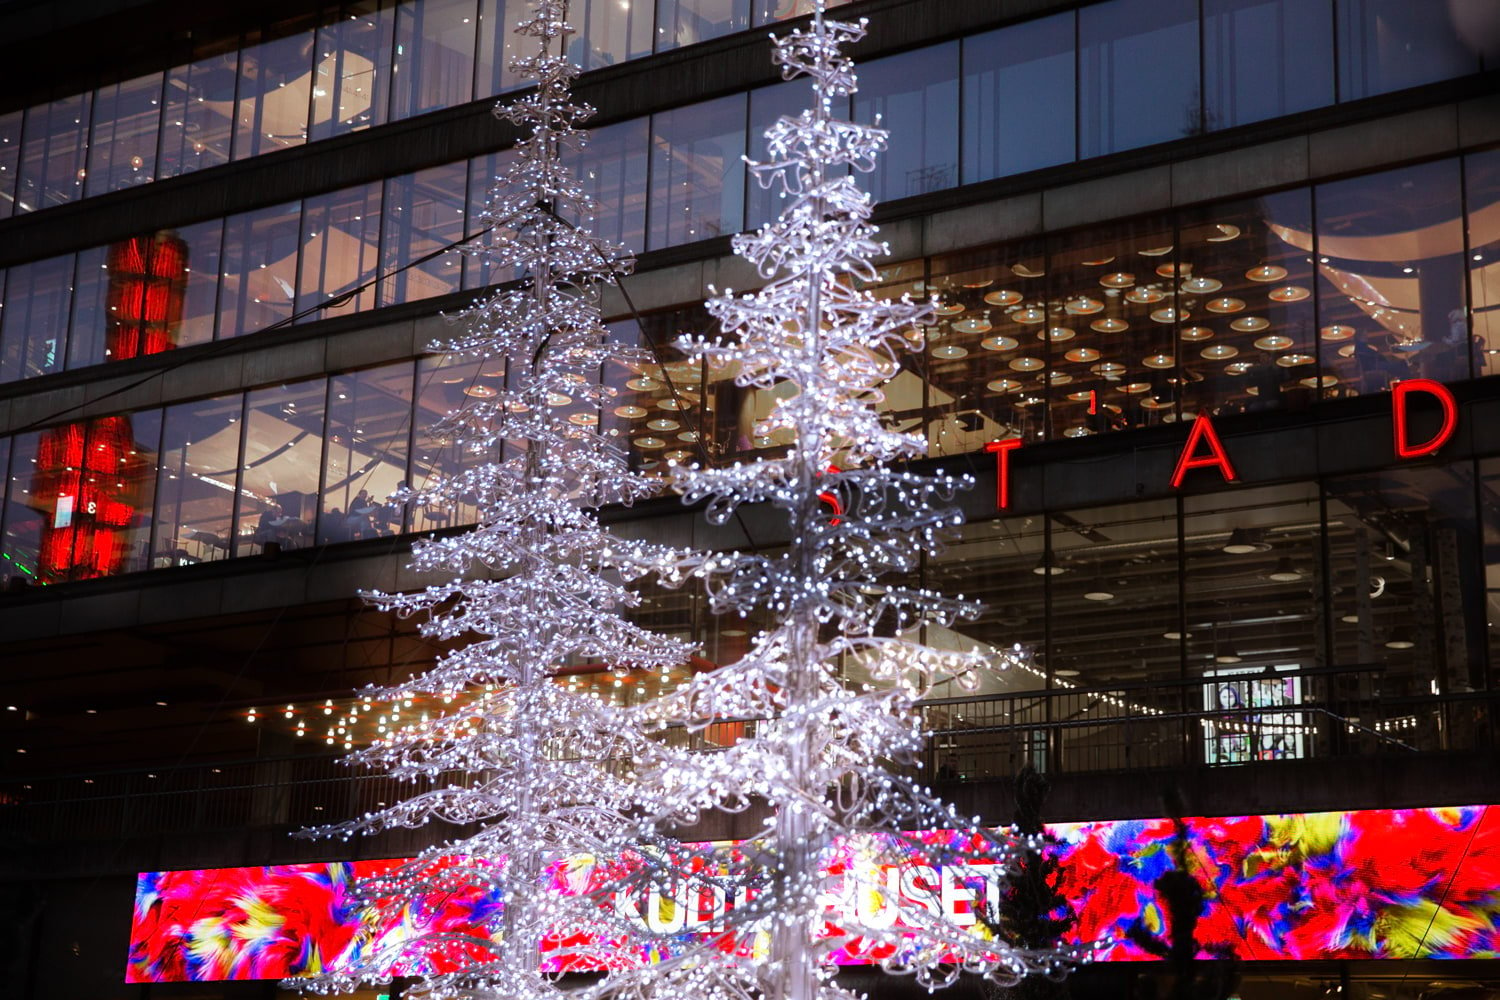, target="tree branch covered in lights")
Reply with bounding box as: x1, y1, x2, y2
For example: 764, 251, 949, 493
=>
619, 5, 1094, 999
286, 4, 693, 997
